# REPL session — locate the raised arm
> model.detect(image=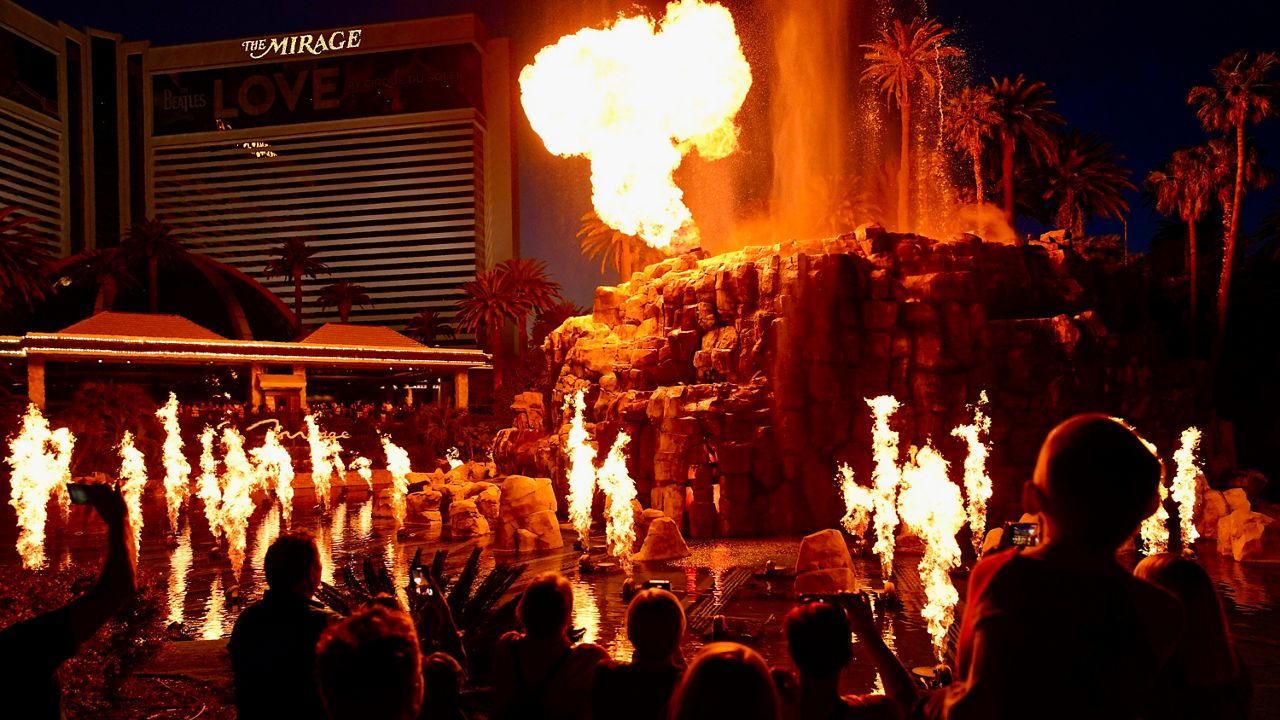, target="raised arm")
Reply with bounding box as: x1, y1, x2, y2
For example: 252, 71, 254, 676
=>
66, 484, 138, 647
846, 592, 919, 713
